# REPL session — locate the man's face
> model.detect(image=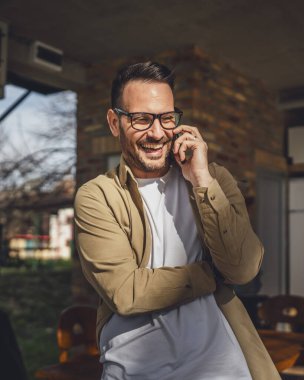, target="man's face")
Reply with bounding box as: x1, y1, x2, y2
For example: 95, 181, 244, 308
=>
110, 80, 175, 178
